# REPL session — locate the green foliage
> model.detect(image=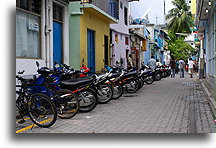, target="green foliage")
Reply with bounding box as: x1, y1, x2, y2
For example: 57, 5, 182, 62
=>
166, 33, 195, 60
166, 0, 194, 34
165, 0, 195, 60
